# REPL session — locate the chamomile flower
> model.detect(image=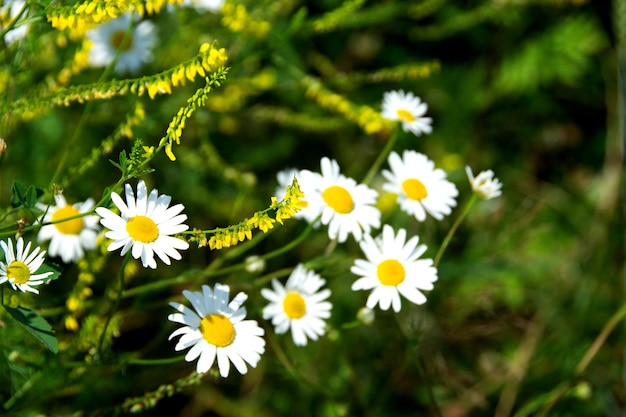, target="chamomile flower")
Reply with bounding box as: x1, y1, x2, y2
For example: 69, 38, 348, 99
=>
351, 225, 437, 312
275, 168, 319, 224
168, 284, 265, 377
181, 0, 224, 12
465, 166, 502, 200
36, 194, 100, 263
261, 264, 332, 346
95, 180, 189, 269
1, 0, 29, 45
300, 157, 380, 243
383, 150, 458, 222
381, 90, 432, 136
86, 13, 157, 74
0, 238, 54, 294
